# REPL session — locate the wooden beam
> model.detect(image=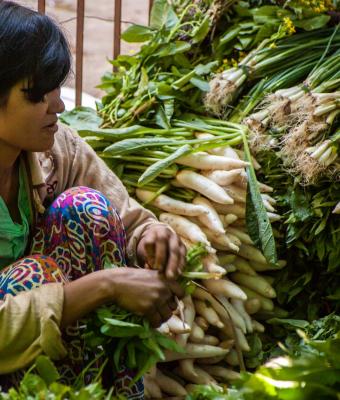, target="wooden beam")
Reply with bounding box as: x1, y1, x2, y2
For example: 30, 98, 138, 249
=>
37, 0, 45, 14
113, 0, 122, 59
76, 0, 85, 106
